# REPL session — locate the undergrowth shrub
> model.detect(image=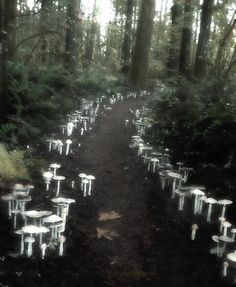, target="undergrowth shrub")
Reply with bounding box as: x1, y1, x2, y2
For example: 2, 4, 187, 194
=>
0, 144, 29, 180
147, 77, 236, 169
0, 62, 79, 148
